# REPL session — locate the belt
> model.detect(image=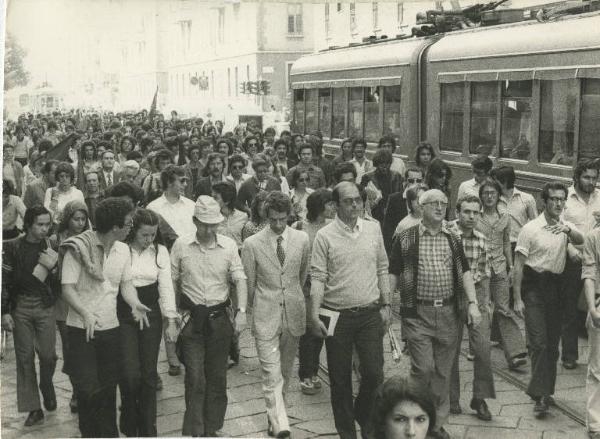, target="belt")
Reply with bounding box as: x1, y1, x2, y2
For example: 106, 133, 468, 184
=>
416, 297, 454, 307
337, 301, 381, 313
